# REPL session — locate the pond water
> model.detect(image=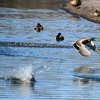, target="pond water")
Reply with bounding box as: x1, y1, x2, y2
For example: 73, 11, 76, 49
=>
0, 0, 100, 100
